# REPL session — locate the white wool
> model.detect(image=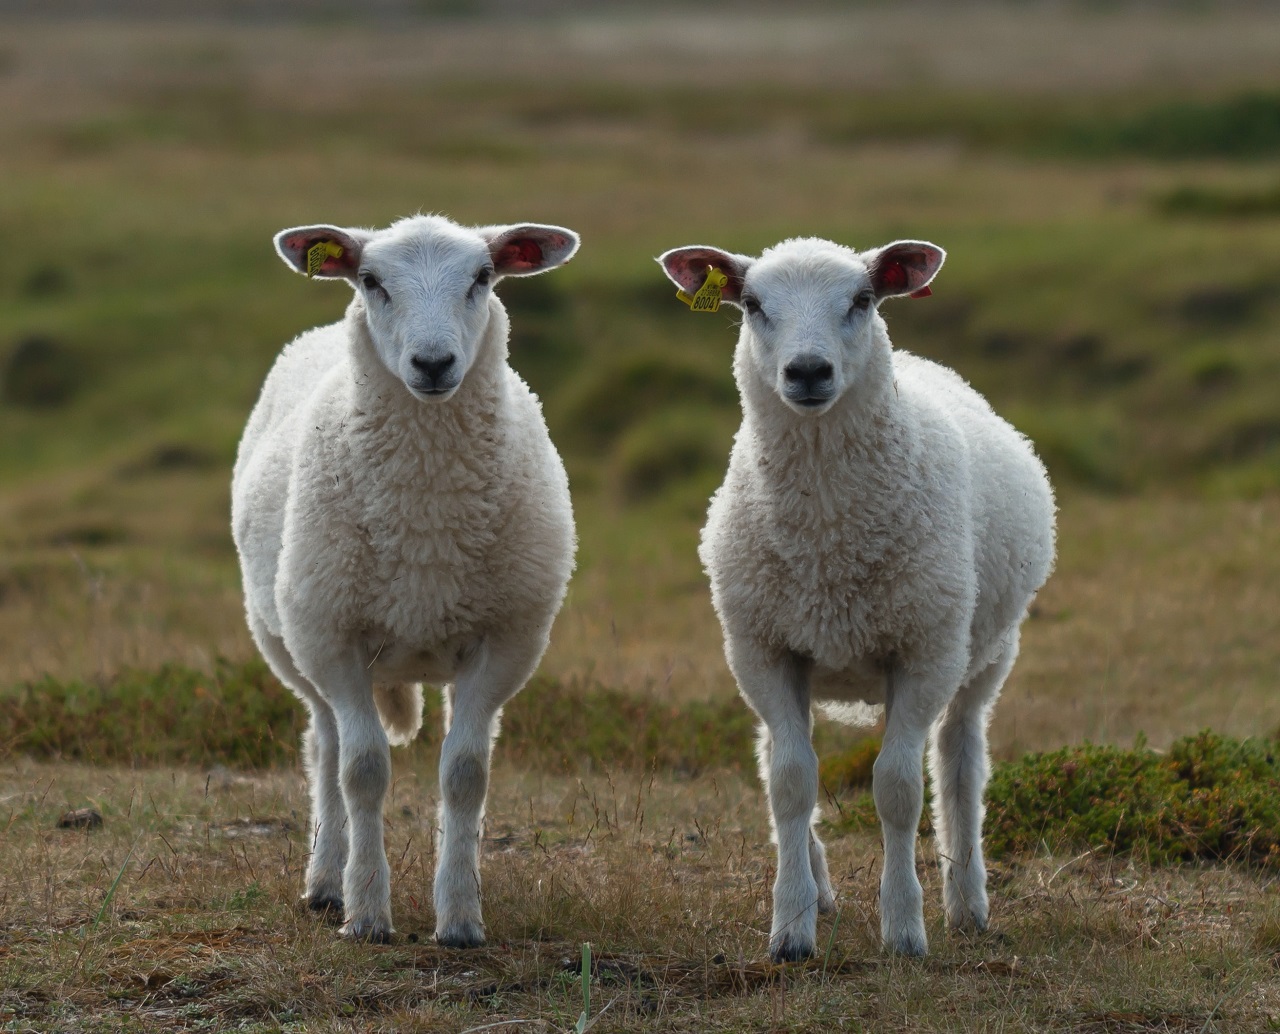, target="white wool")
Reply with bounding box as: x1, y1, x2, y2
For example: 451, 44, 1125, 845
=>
232, 214, 578, 946
660, 234, 1055, 963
